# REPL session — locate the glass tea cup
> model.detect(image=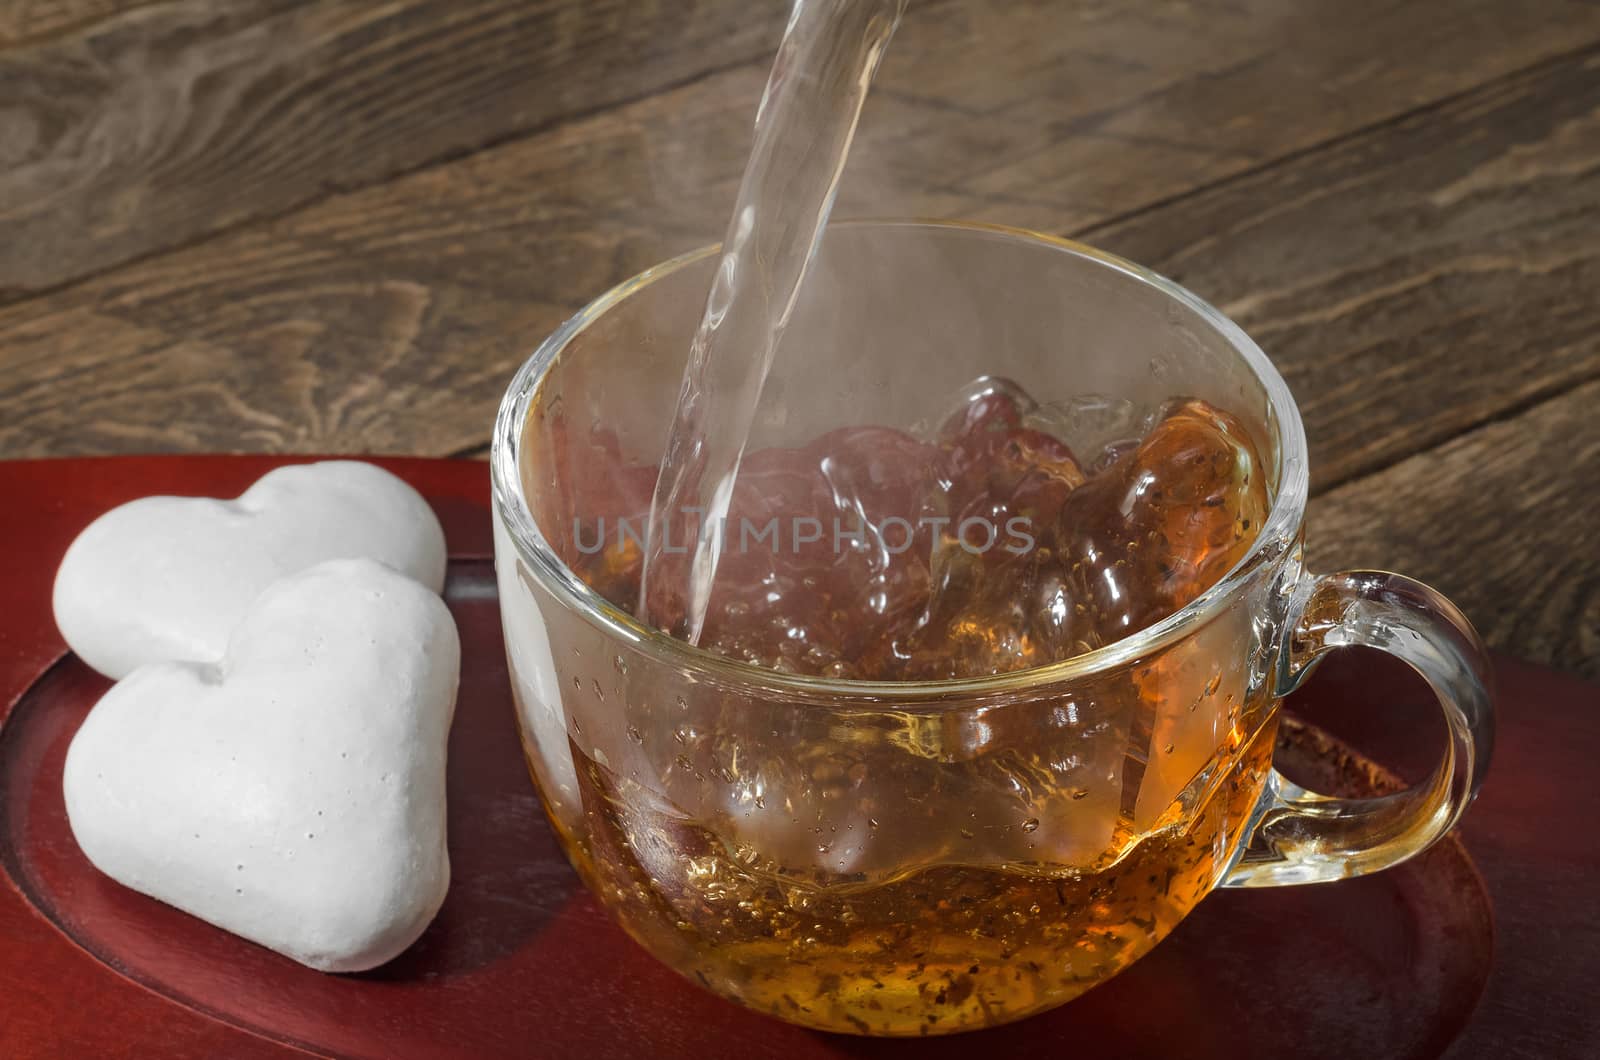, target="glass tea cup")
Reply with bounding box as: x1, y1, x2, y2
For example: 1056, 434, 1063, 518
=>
490, 221, 1493, 1036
